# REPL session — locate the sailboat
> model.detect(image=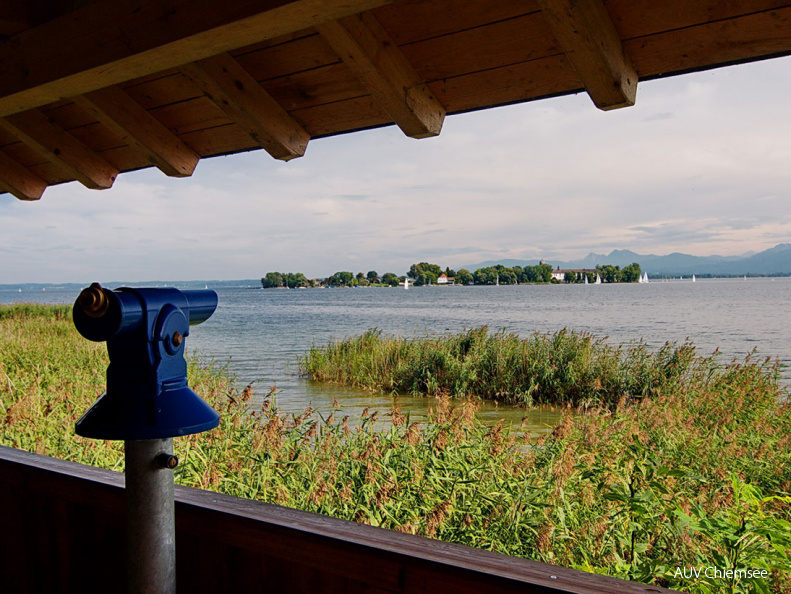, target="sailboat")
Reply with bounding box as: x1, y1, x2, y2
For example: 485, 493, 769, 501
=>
643, 272, 649, 283
404, 277, 409, 290
595, 274, 601, 285
692, 274, 696, 283
584, 276, 589, 285
495, 274, 499, 287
